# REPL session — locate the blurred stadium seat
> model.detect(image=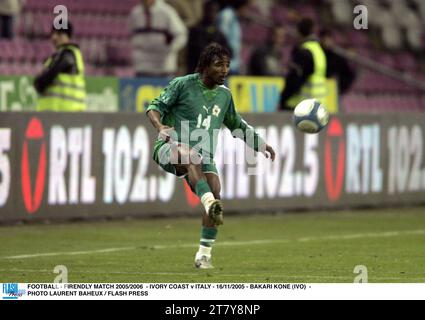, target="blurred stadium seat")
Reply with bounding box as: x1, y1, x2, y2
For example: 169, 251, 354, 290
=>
243, 0, 424, 113
0, 0, 423, 113
5, 0, 137, 76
